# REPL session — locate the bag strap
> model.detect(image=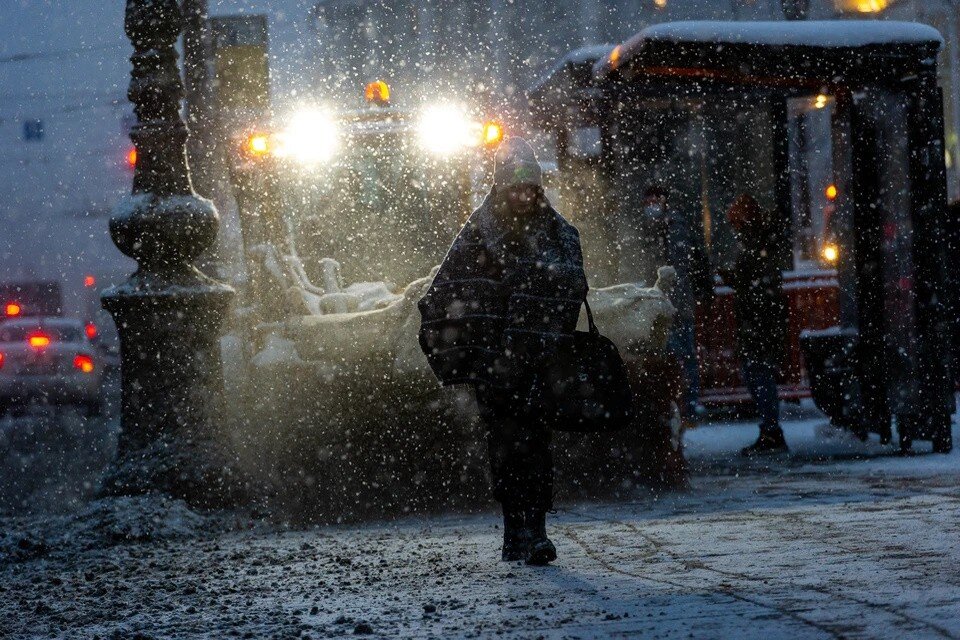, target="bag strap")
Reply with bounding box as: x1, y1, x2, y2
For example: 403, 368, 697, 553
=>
584, 297, 599, 336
